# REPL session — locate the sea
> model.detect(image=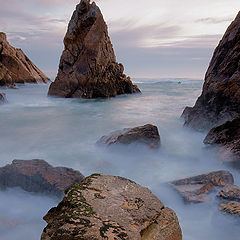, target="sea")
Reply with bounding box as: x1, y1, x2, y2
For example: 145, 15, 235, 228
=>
0, 79, 239, 239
